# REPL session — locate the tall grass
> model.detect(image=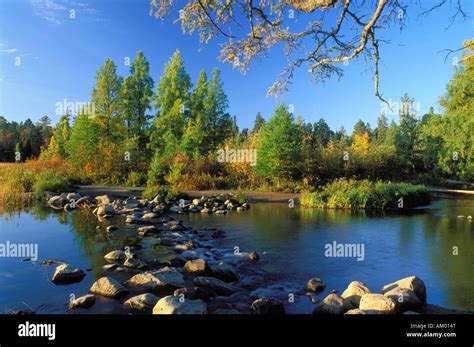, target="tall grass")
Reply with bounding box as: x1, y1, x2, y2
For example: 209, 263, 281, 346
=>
0, 159, 74, 212
300, 178, 431, 210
